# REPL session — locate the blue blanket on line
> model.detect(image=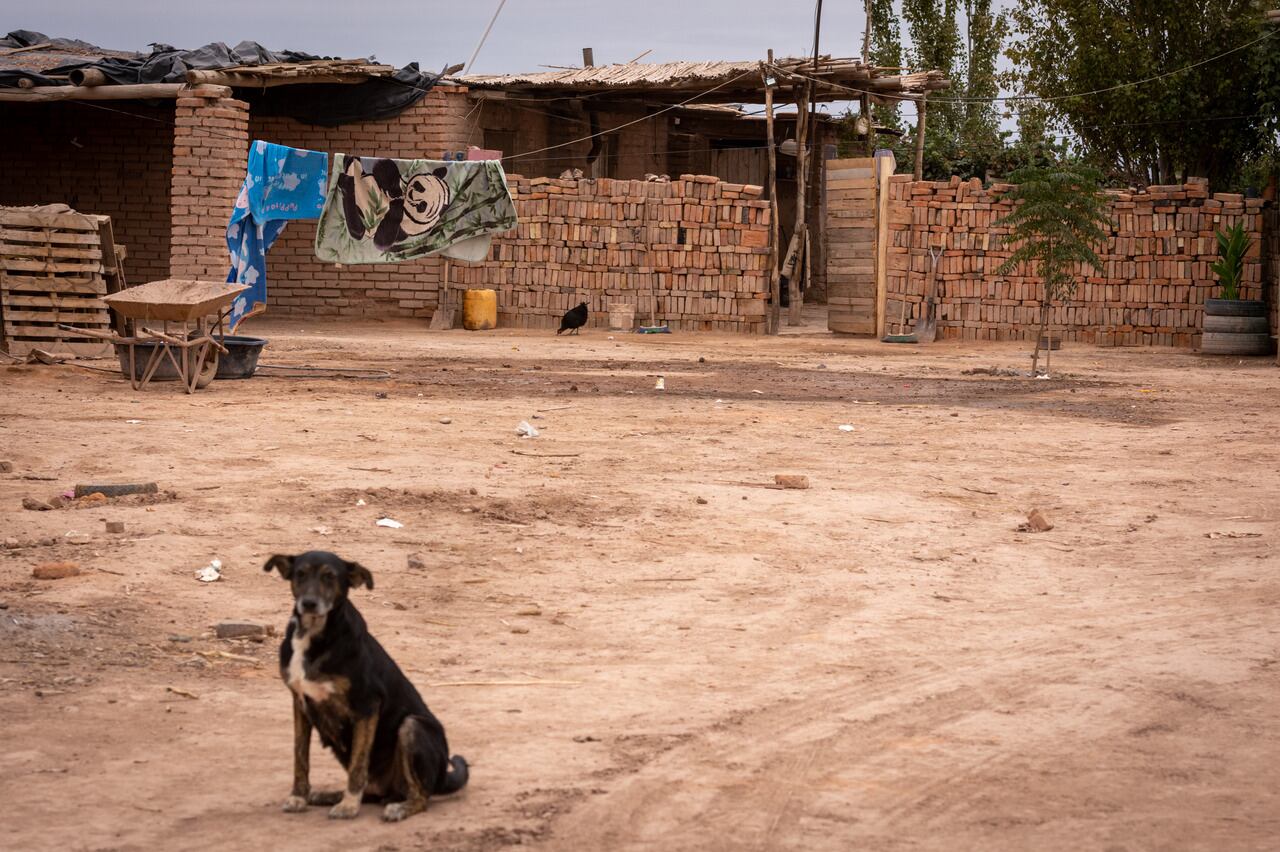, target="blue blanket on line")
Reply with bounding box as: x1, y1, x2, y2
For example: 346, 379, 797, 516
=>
226, 140, 328, 330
